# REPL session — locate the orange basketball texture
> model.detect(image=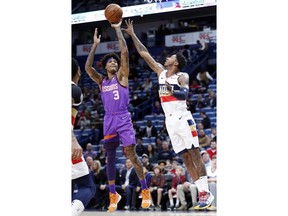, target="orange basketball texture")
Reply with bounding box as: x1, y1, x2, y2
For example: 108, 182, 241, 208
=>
104, 4, 123, 23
